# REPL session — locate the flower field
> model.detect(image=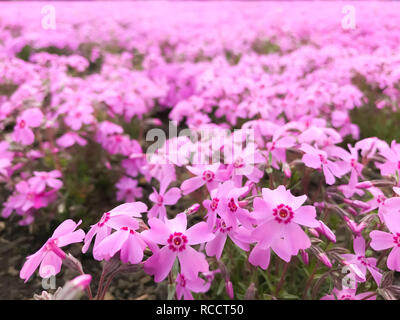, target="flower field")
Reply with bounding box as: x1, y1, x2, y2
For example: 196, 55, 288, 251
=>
2, 1, 400, 300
